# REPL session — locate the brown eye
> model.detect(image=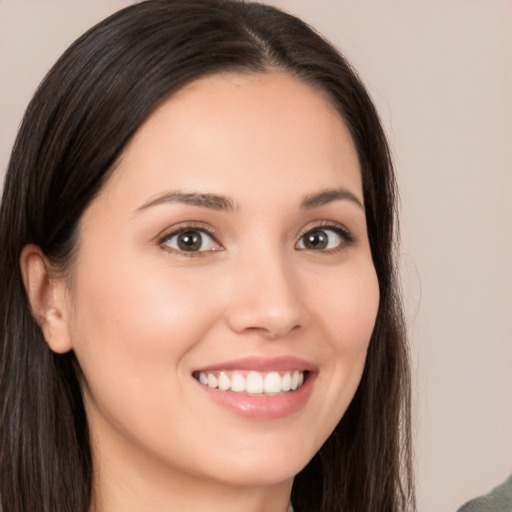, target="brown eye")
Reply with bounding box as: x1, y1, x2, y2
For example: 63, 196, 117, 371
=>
302, 230, 329, 250
177, 231, 202, 251
296, 227, 347, 251
162, 229, 221, 253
